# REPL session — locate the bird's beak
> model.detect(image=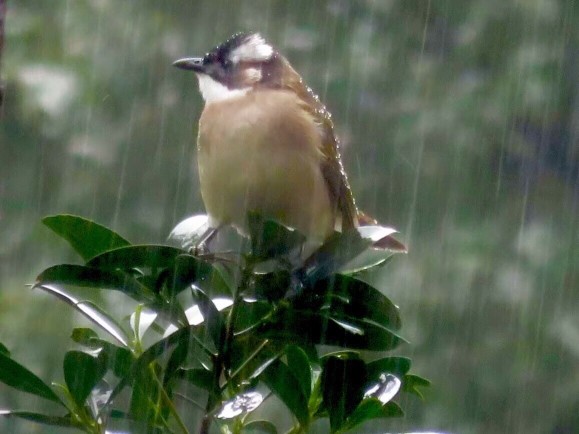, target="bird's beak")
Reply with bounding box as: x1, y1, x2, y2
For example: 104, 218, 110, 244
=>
172, 57, 205, 73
